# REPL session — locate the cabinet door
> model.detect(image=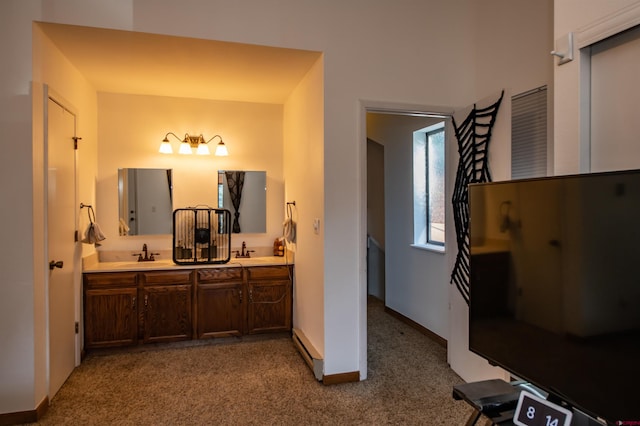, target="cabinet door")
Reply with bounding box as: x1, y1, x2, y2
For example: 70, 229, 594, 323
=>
197, 282, 244, 338
141, 271, 193, 343
470, 252, 510, 316
142, 284, 193, 343
84, 287, 138, 348
246, 279, 292, 334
